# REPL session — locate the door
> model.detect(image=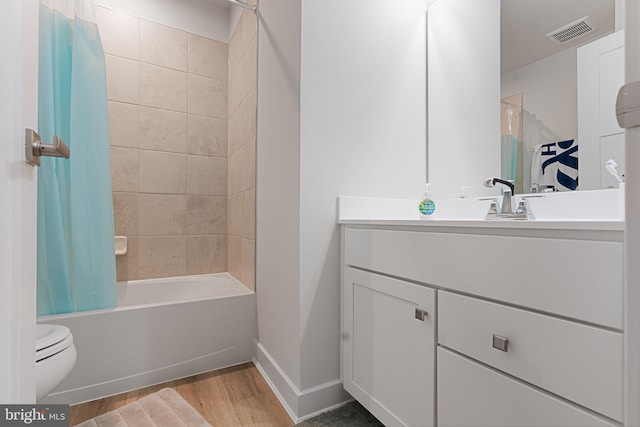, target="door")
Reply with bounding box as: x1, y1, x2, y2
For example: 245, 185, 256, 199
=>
578, 31, 625, 190
0, 0, 39, 403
